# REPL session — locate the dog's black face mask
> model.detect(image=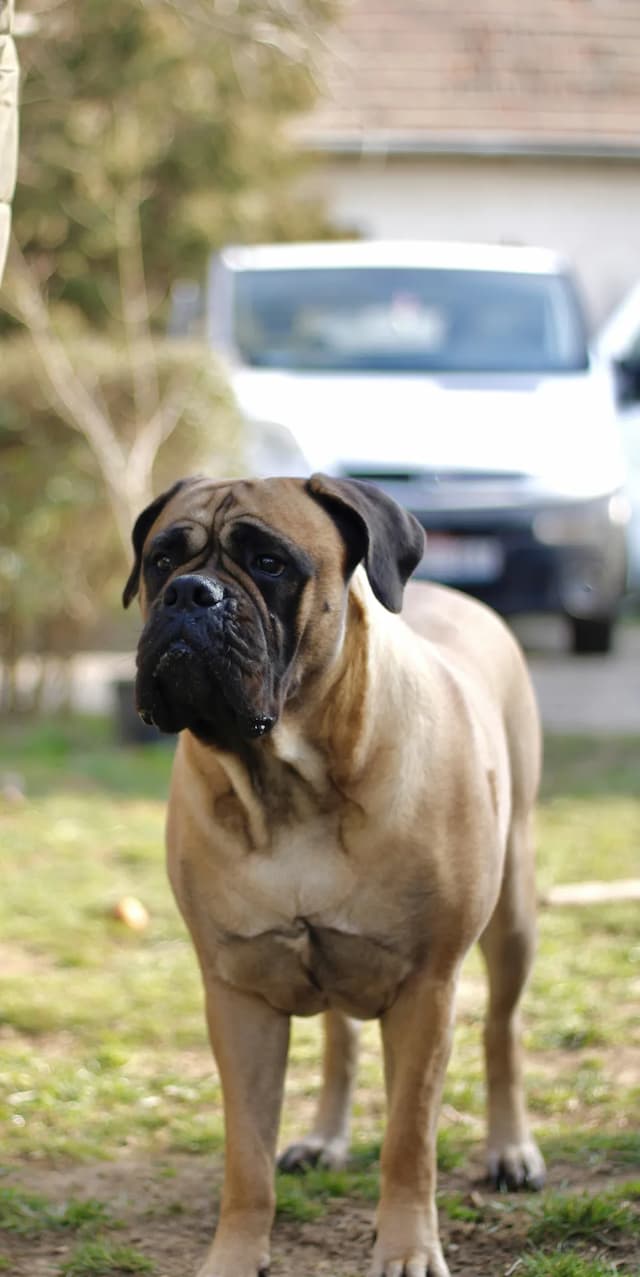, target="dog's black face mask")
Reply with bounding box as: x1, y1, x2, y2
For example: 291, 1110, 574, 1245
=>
128, 495, 314, 747
124, 475, 425, 749
135, 575, 276, 744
